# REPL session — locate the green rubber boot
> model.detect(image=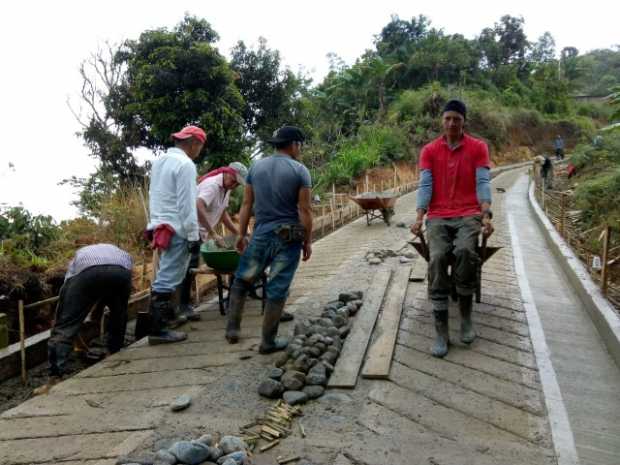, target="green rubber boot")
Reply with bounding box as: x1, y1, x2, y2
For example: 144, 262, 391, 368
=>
459, 294, 476, 344
431, 310, 449, 358
259, 299, 289, 354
